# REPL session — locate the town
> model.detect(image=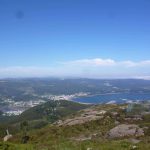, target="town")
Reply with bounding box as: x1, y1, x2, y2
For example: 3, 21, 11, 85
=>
1, 92, 89, 116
